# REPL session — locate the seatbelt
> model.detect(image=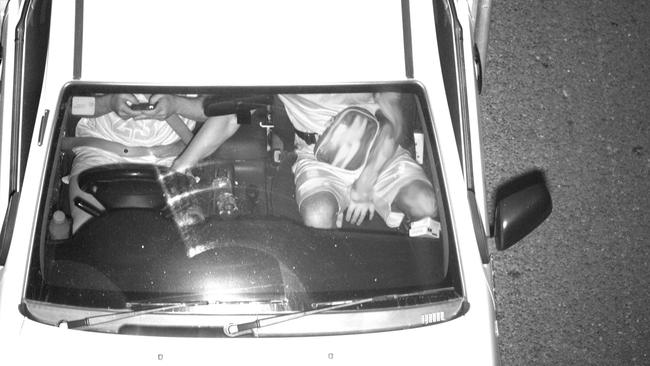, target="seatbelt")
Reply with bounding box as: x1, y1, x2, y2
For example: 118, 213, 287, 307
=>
61, 136, 186, 158
165, 114, 194, 145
